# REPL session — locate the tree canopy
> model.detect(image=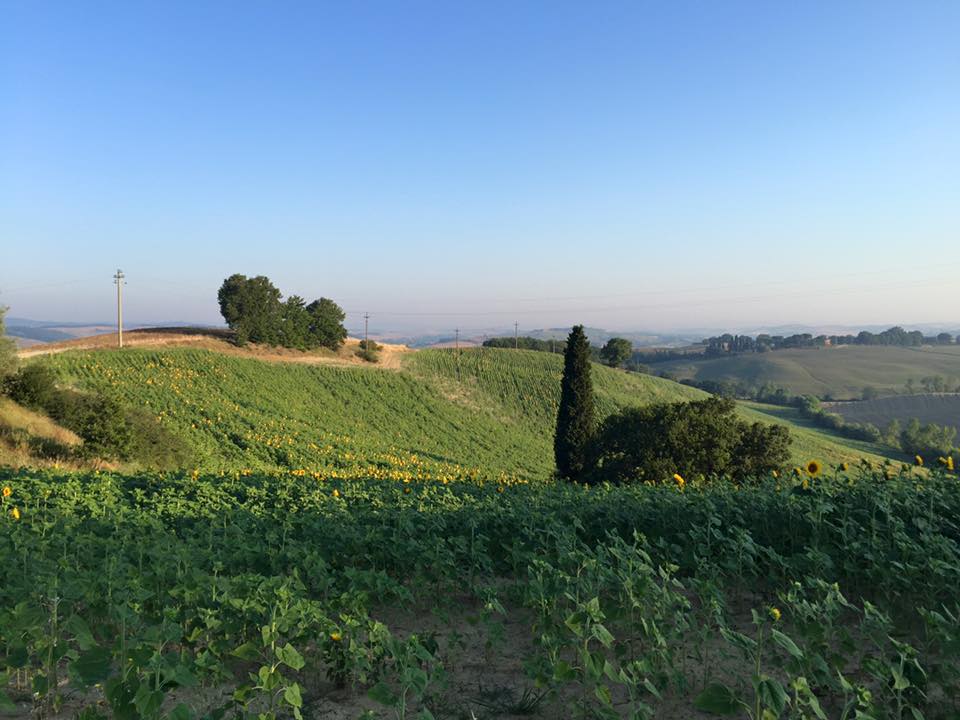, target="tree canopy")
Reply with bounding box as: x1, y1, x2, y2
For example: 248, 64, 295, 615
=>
217, 274, 347, 350
600, 337, 632, 368
589, 397, 791, 484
